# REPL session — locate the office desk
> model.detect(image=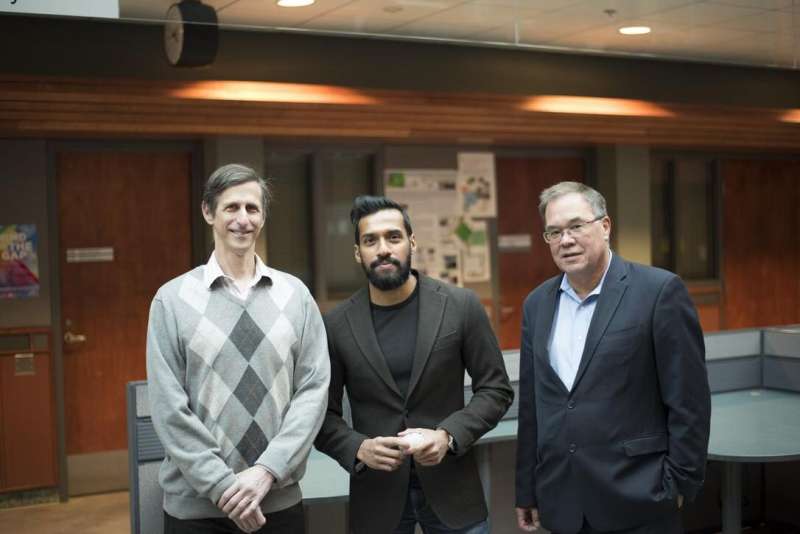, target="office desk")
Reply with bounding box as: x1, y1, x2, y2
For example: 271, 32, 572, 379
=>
302, 393, 800, 534
299, 419, 519, 503
708, 389, 800, 534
